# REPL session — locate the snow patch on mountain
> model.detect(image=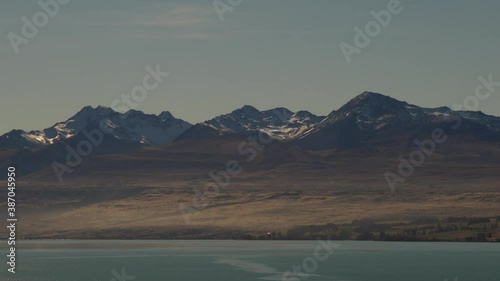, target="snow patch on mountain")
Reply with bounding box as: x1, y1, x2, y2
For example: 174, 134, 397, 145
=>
0, 106, 192, 150
202, 105, 325, 139
293, 91, 500, 149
